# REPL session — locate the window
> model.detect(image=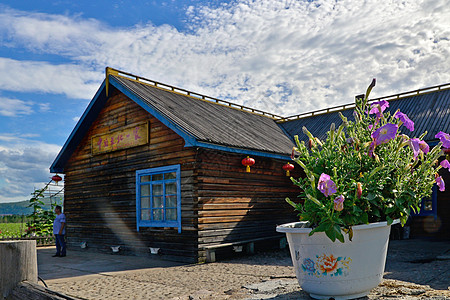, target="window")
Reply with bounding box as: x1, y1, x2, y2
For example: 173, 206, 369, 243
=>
136, 165, 181, 233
